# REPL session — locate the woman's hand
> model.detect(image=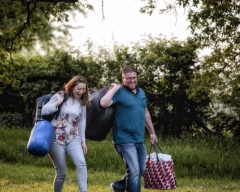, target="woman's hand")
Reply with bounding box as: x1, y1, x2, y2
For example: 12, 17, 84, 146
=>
55, 91, 64, 106
81, 142, 87, 154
